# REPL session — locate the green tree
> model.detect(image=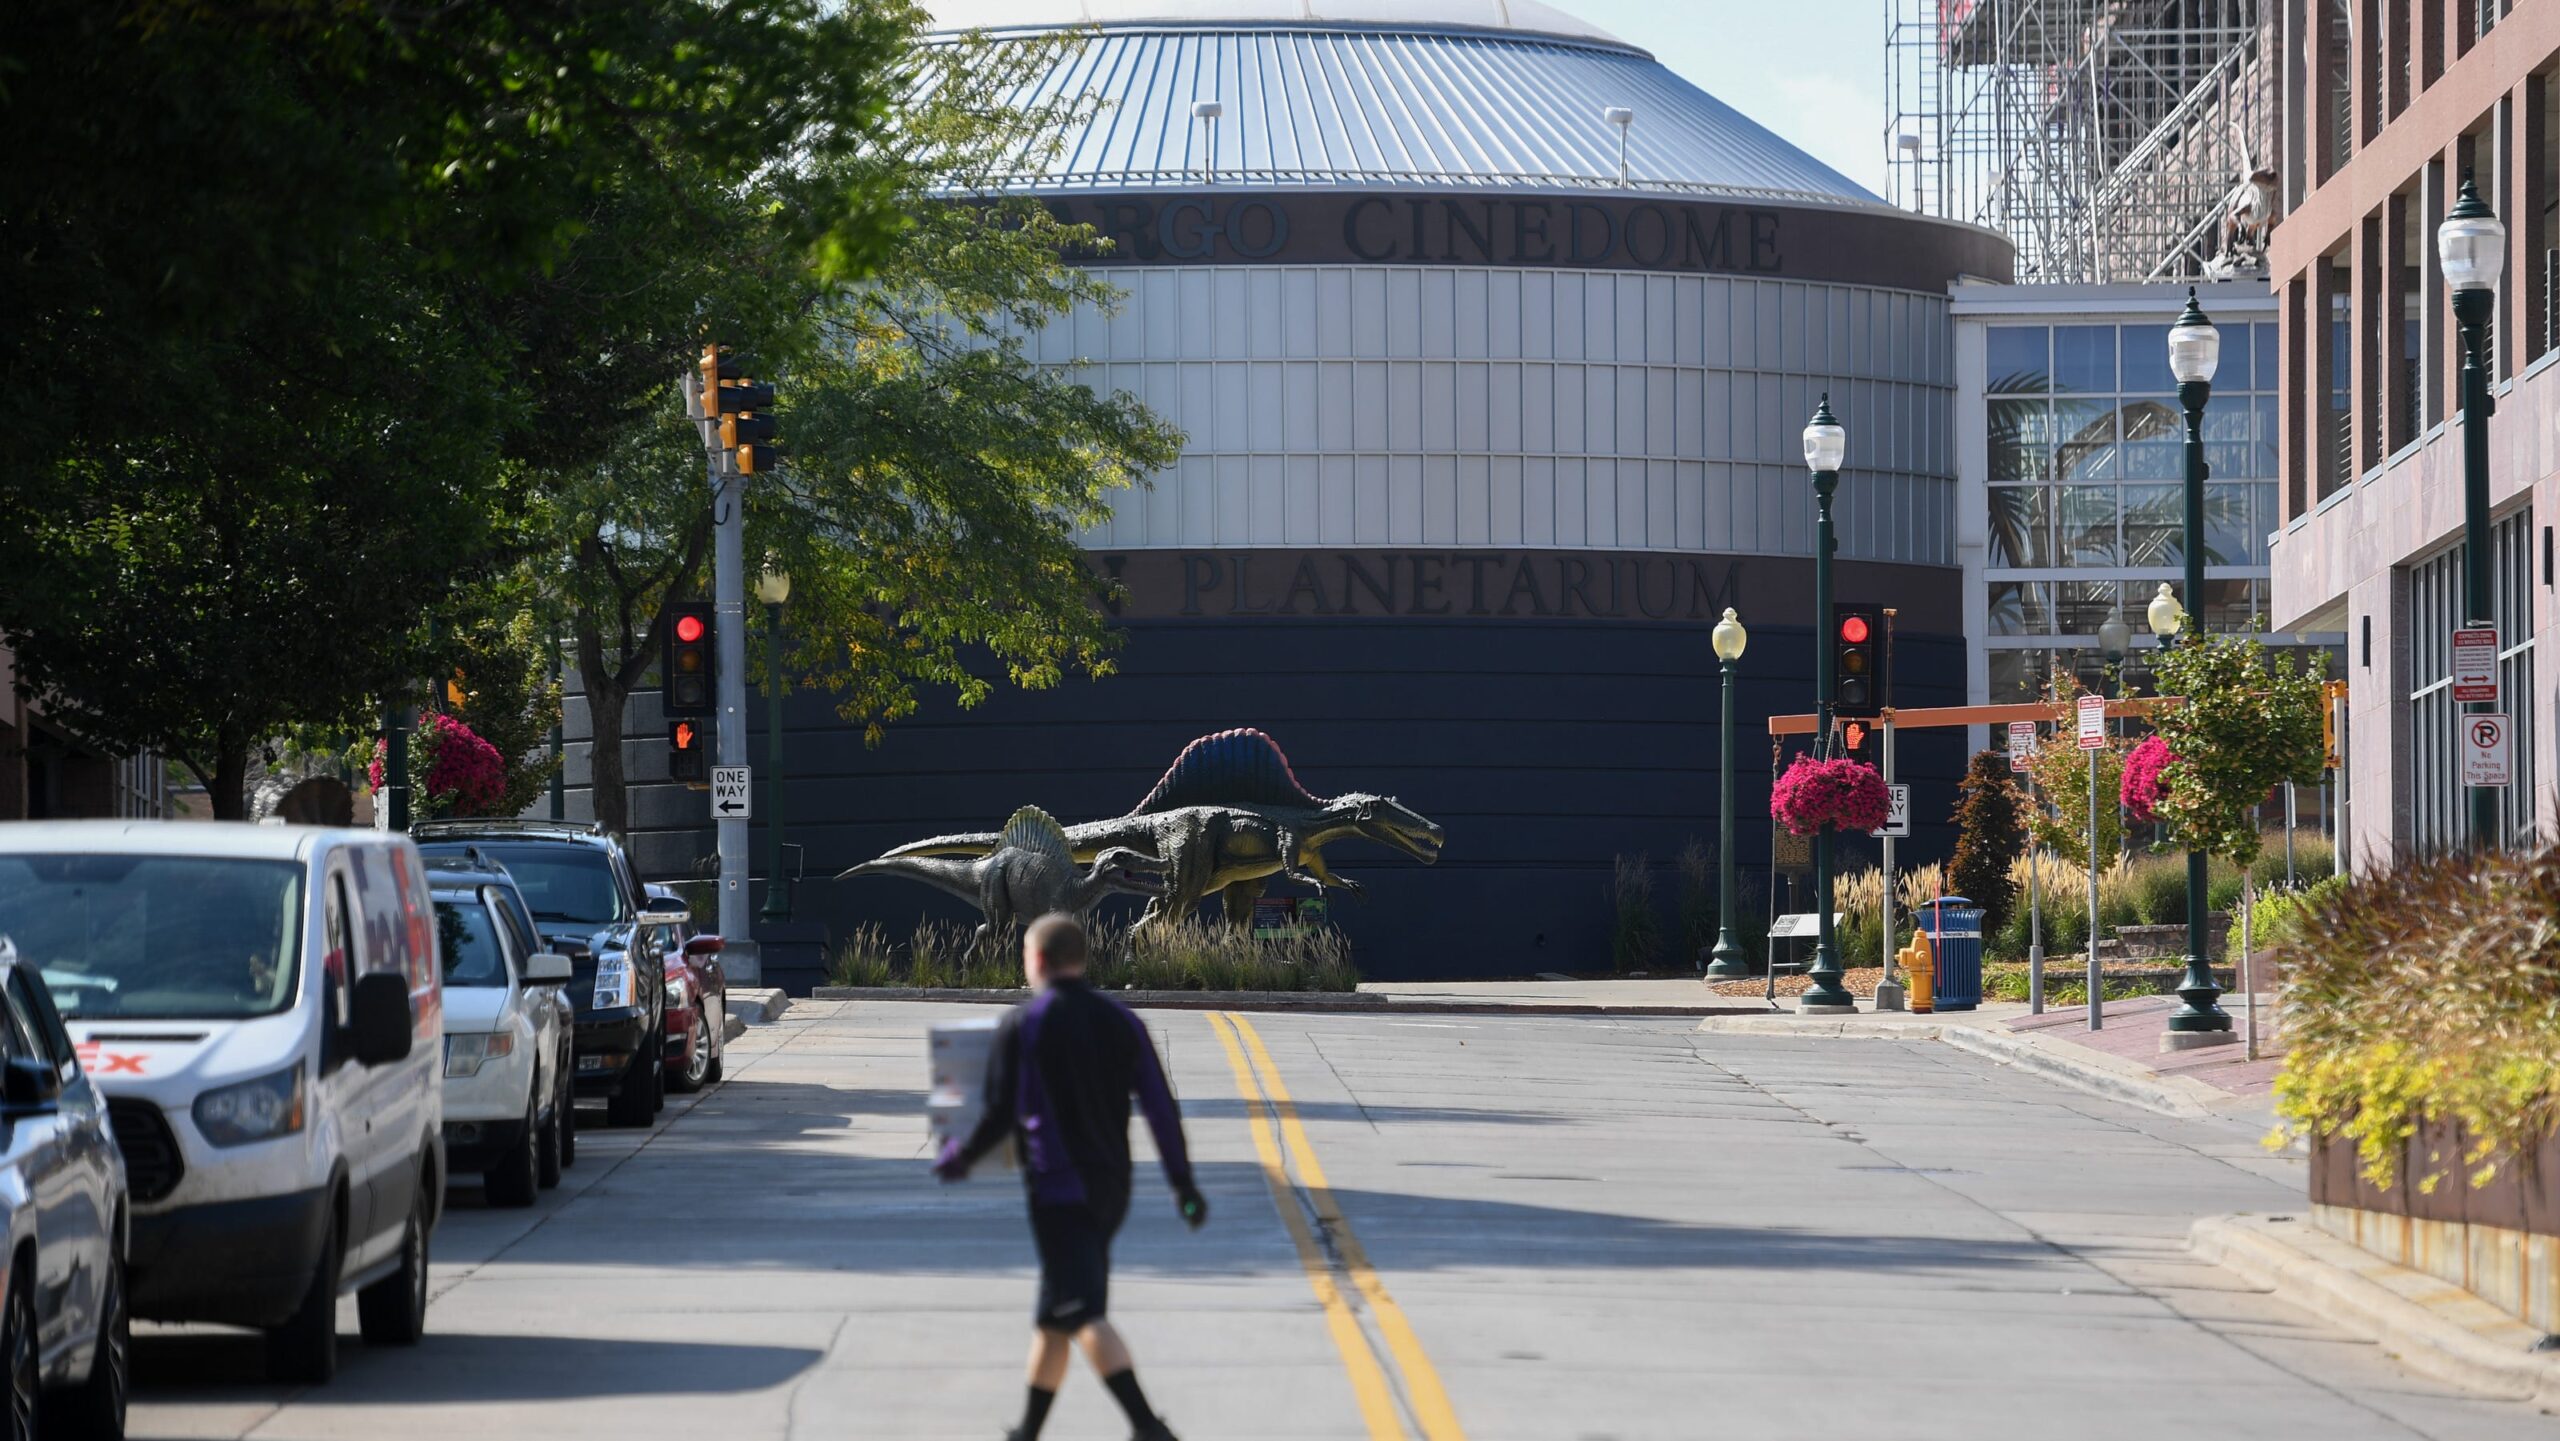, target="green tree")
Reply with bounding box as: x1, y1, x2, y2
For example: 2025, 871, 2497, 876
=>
556, 29, 1184, 835
0, 0, 910, 817
1948, 751, 2027, 940
2150, 634, 2328, 866
2022, 671, 2129, 872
